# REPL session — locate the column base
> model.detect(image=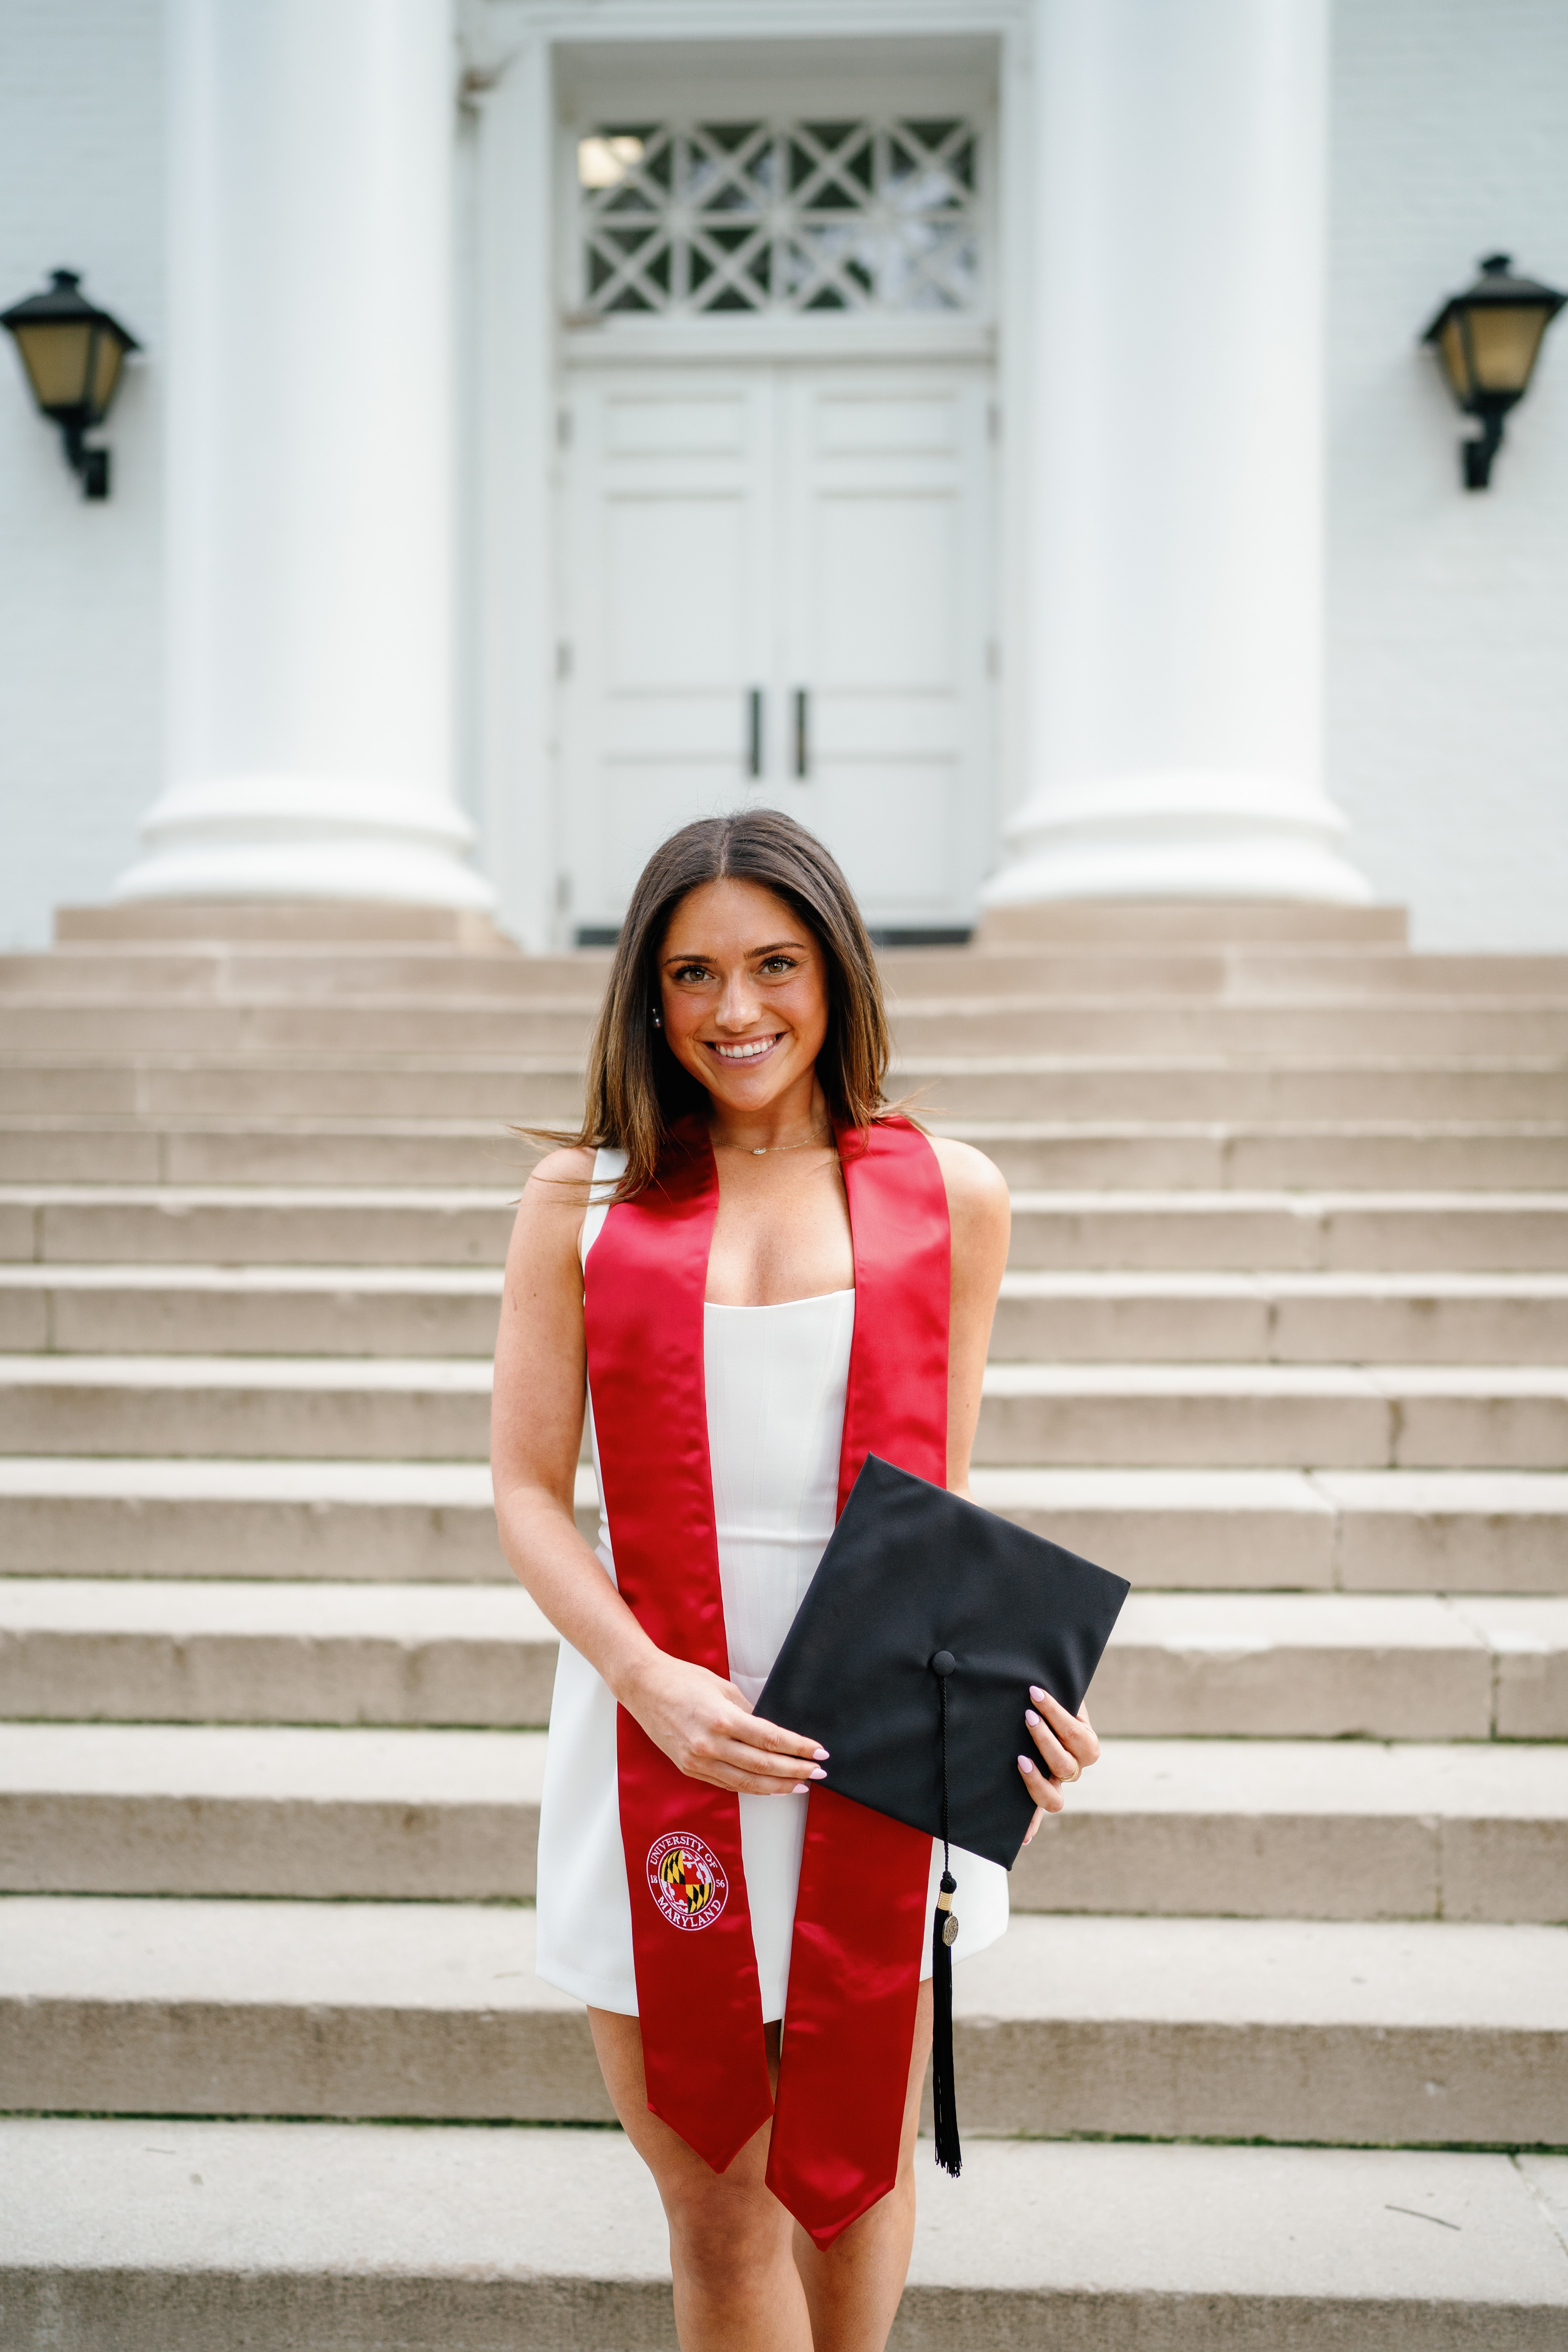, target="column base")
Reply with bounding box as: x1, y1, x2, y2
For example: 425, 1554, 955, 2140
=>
982, 773, 1372, 909
111, 778, 495, 911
